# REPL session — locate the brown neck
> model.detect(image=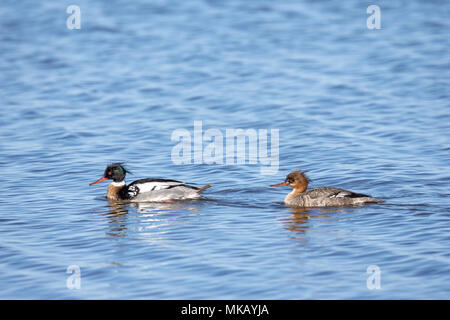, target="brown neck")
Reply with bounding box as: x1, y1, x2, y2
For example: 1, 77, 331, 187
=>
292, 182, 308, 194
106, 182, 125, 200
